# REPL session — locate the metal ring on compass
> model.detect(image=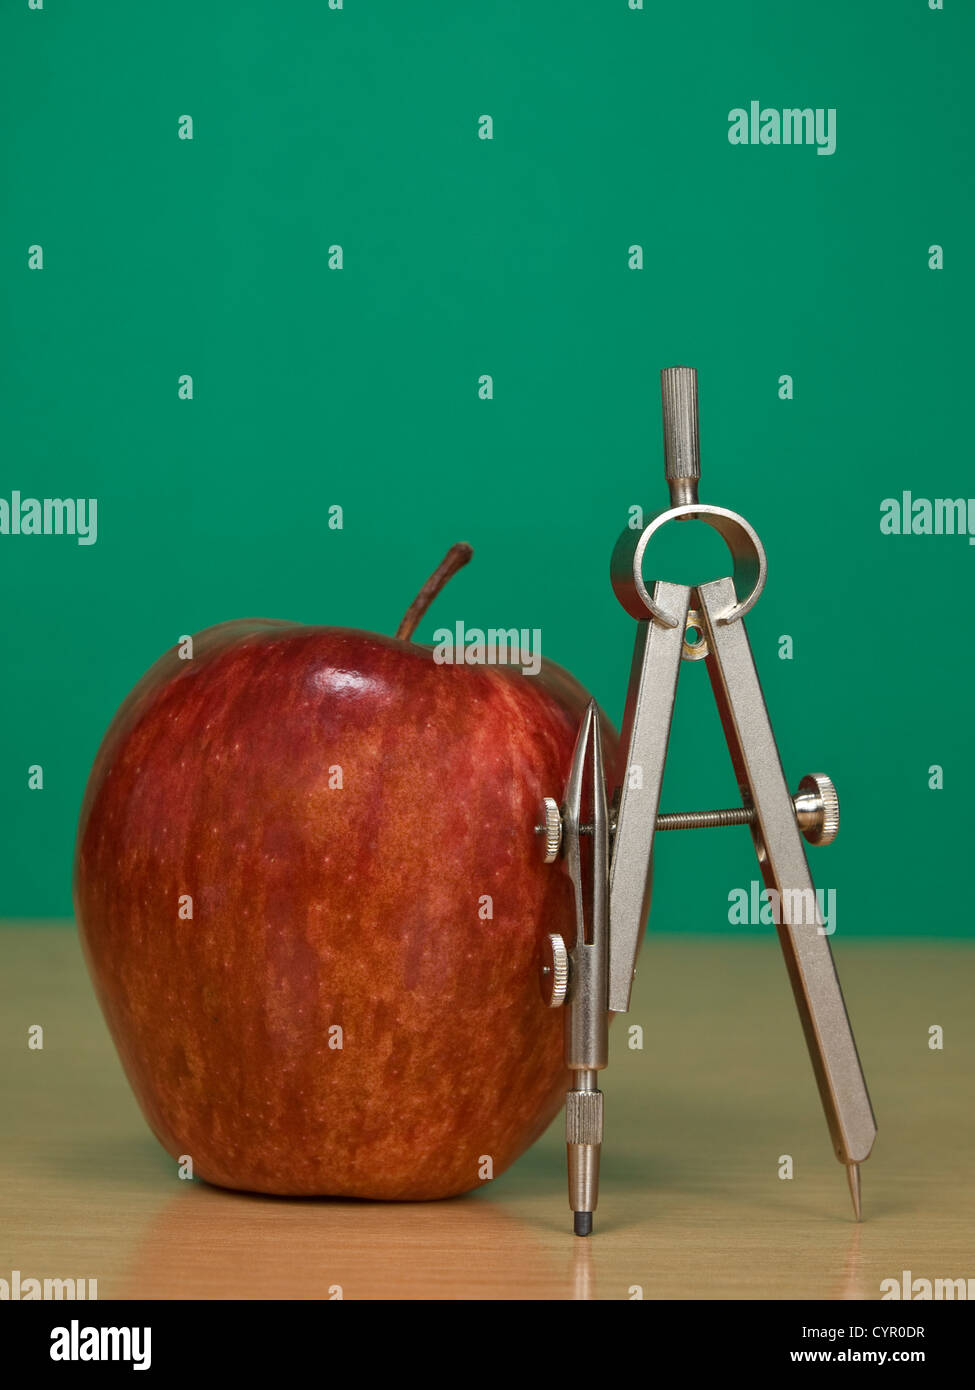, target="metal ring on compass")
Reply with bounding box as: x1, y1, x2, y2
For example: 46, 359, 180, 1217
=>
610, 503, 768, 629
